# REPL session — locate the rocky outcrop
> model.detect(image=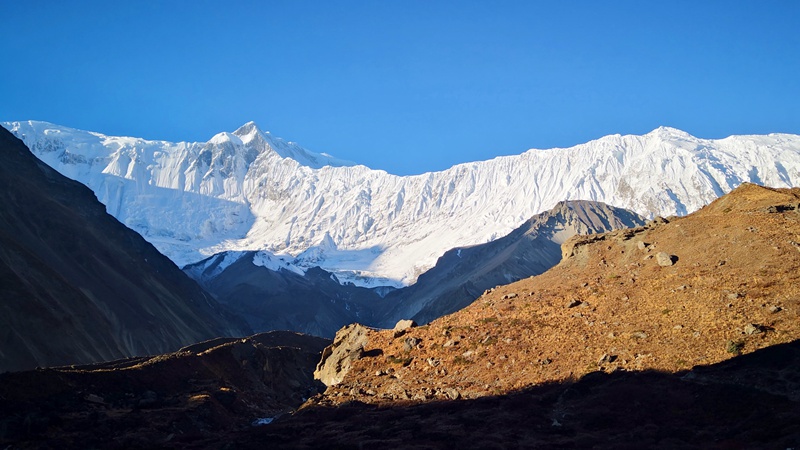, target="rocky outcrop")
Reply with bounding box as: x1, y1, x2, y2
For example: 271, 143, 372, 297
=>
314, 324, 372, 386
380, 200, 646, 325
561, 233, 609, 260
